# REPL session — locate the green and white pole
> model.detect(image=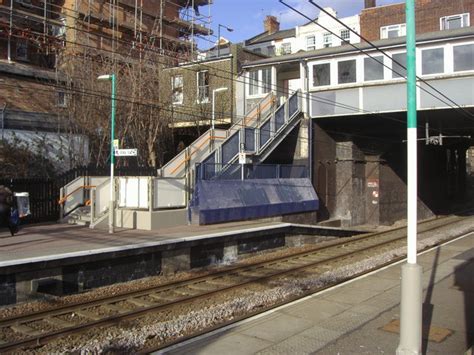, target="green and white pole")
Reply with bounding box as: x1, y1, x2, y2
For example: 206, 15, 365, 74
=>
98, 74, 116, 234
397, 1, 422, 354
